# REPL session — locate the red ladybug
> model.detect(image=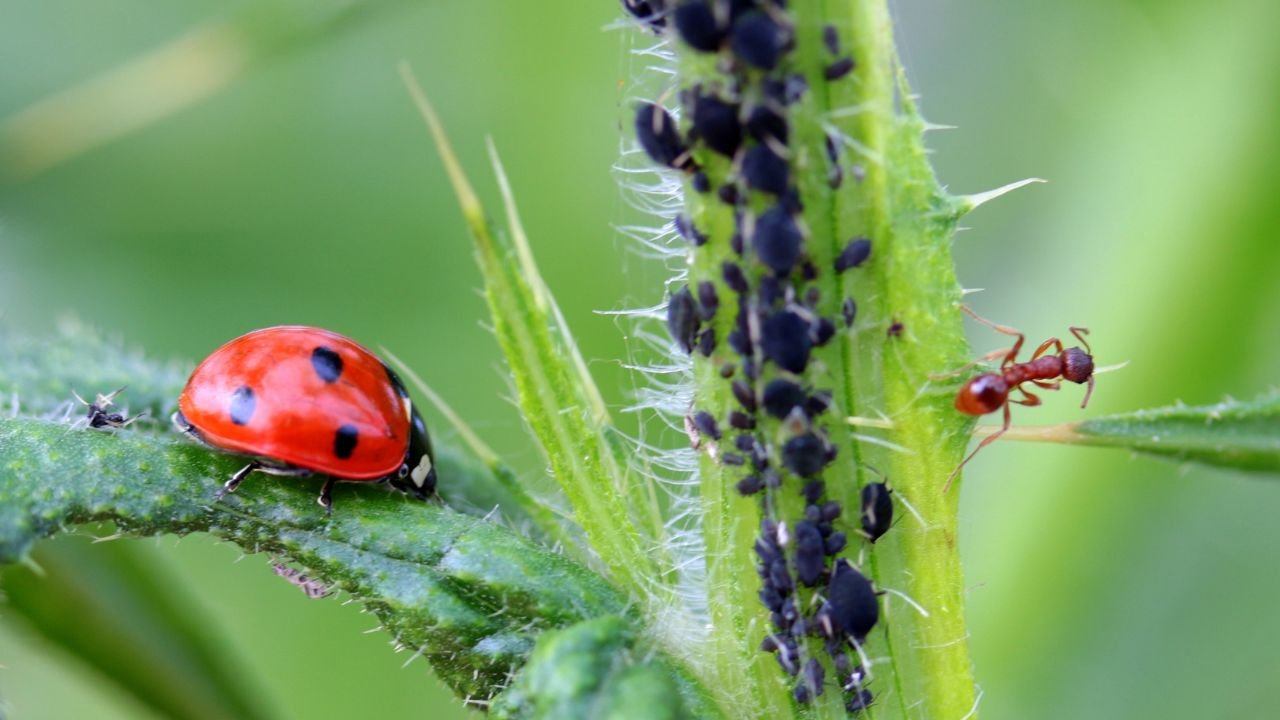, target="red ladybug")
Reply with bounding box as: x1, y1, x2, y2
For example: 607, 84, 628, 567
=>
174, 326, 437, 511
